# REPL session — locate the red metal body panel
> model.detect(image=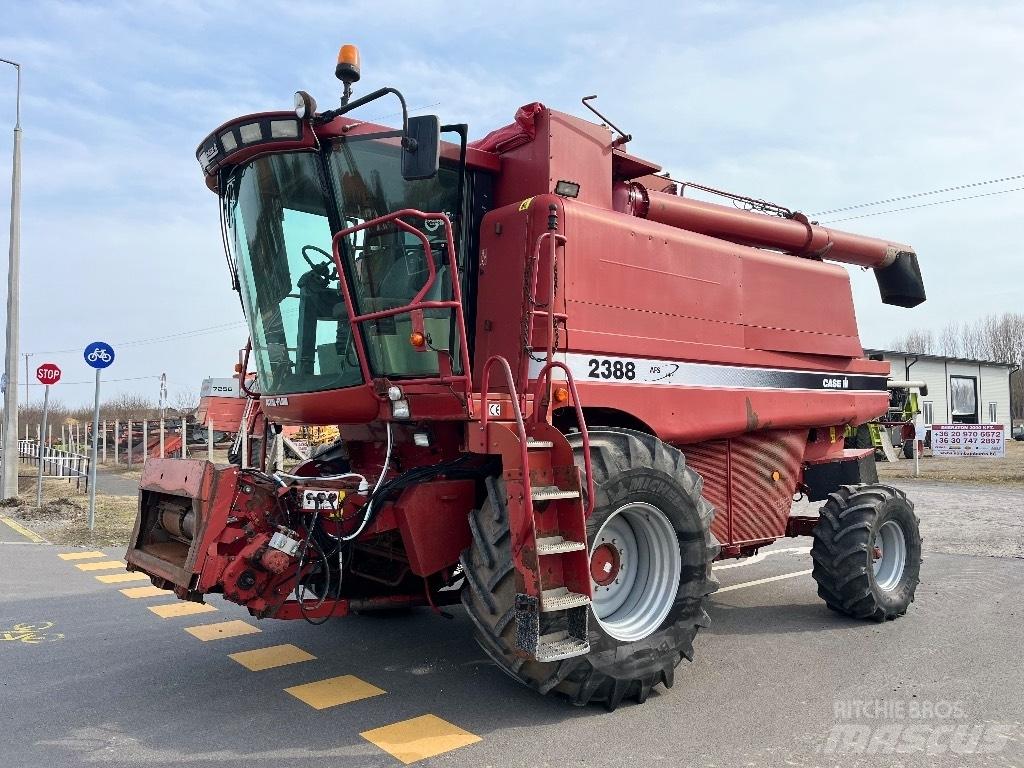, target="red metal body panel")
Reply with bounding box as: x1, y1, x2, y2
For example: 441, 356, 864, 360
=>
394, 480, 475, 576
680, 430, 804, 547
195, 396, 246, 431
